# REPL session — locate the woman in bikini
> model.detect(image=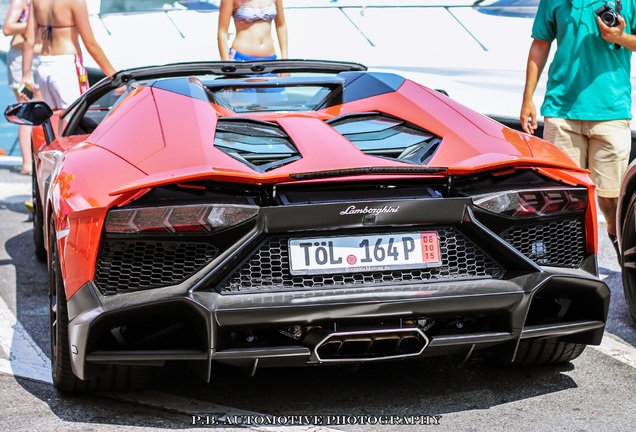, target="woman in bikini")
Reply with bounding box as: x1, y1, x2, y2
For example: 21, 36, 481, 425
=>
3, 0, 41, 174
217, 0, 288, 61
20, 0, 116, 110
